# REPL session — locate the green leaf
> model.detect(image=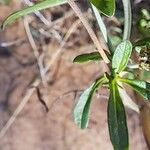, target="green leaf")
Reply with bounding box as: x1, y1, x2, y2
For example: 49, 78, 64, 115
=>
0, 0, 11, 5
91, 4, 114, 54
140, 70, 150, 80
112, 41, 132, 73
73, 52, 102, 63
74, 76, 107, 129
1, 0, 67, 29
119, 78, 150, 100
108, 79, 129, 150
90, 0, 115, 17
133, 37, 150, 47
